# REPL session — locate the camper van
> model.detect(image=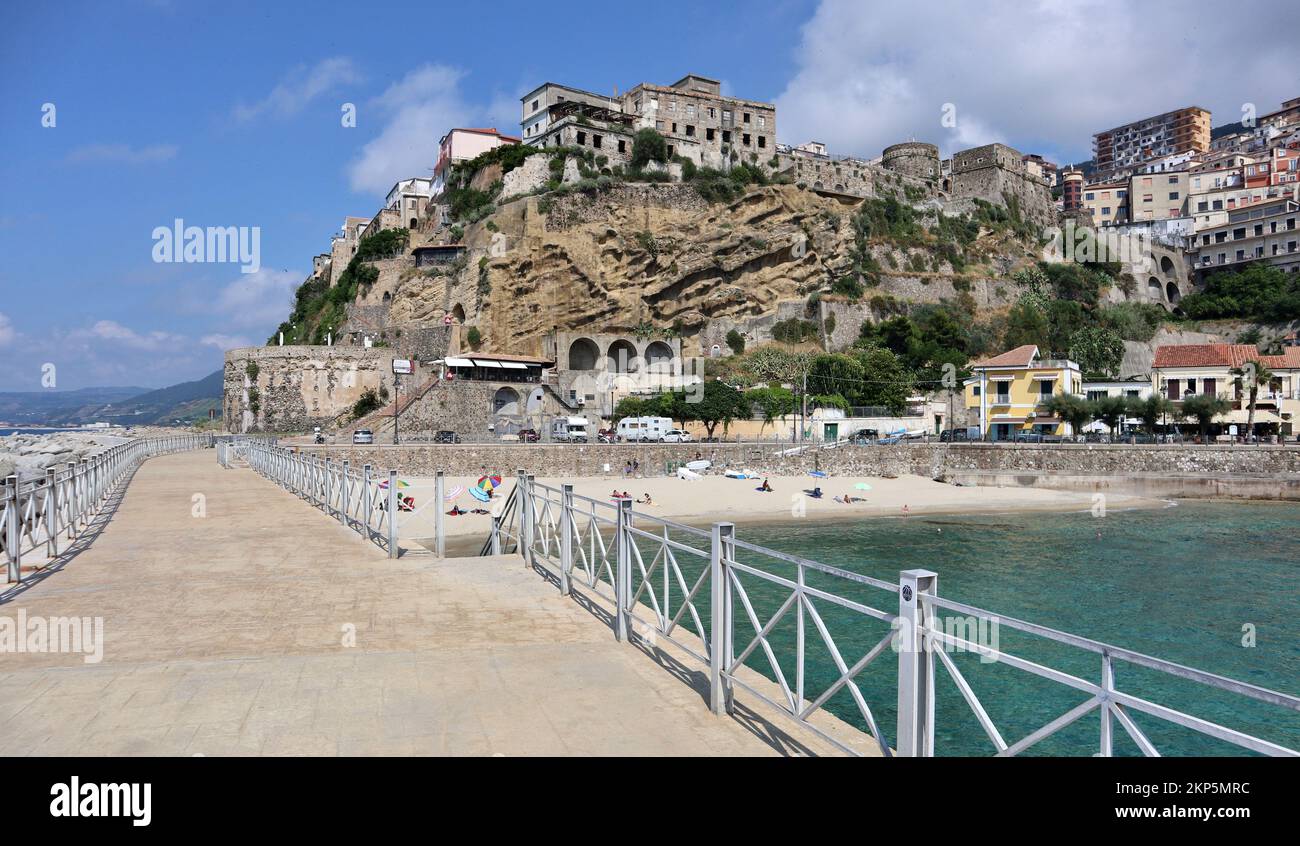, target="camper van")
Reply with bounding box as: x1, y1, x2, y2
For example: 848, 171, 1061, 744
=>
551, 416, 590, 443
616, 416, 674, 442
